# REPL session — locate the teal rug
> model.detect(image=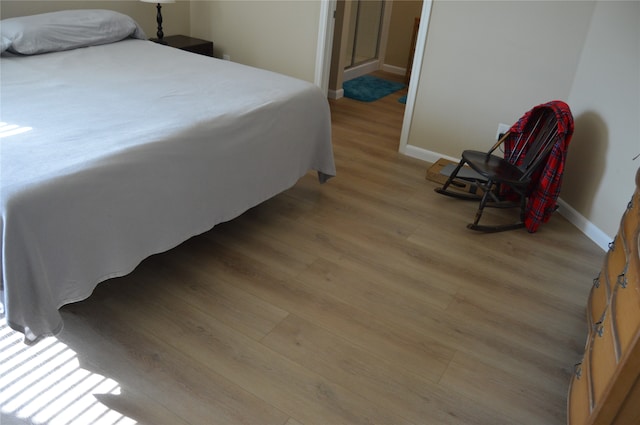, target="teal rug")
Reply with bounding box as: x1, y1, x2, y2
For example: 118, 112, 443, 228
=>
343, 75, 405, 102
